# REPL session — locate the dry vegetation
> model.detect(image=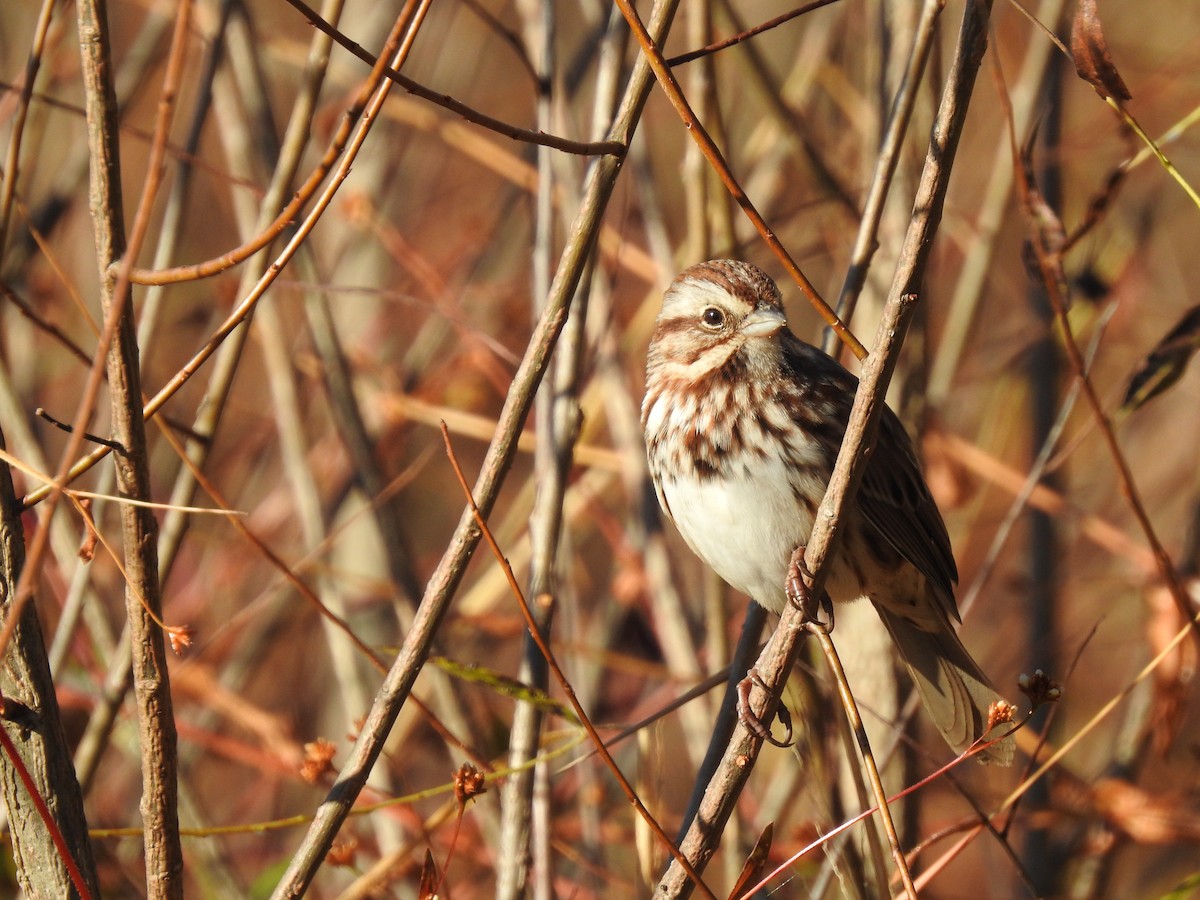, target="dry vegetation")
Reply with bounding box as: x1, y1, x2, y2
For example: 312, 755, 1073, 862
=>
2, 0, 1200, 897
